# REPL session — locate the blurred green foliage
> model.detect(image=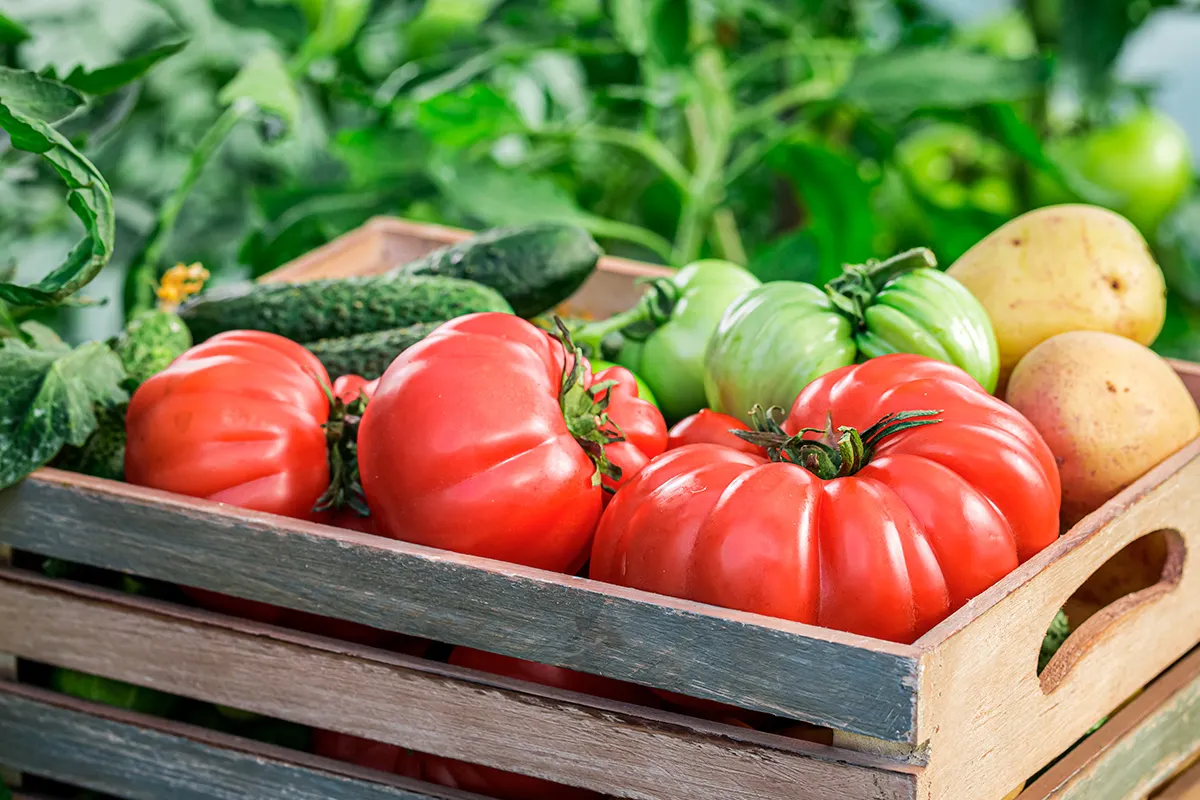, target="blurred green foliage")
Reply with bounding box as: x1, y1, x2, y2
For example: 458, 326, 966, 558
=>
1, 0, 1199, 358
